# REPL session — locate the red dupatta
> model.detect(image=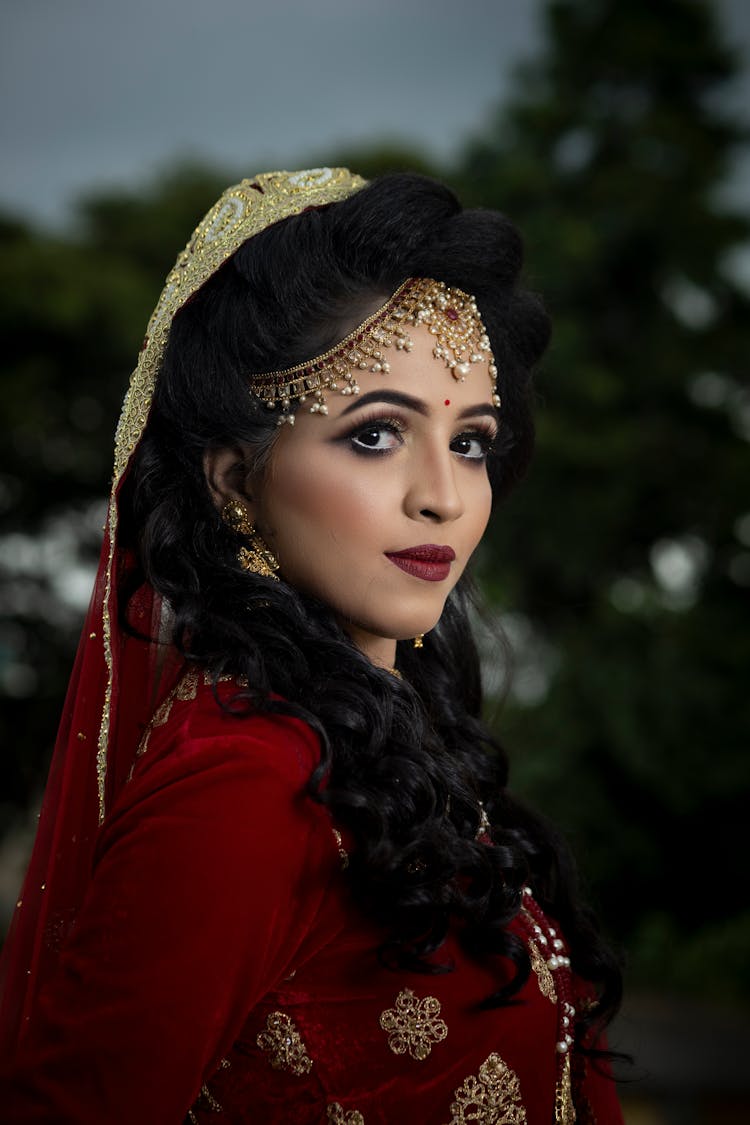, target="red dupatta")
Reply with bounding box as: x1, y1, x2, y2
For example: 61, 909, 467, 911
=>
0, 168, 366, 1057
